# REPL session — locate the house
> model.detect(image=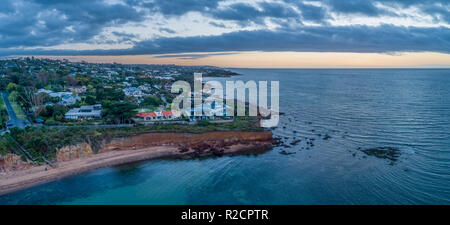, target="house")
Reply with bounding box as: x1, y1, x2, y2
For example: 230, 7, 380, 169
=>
138, 85, 151, 92
49, 91, 73, 98
123, 87, 143, 98
37, 89, 72, 98
37, 89, 53, 95
136, 110, 181, 121
38, 89, 79, 106
137, 112, 157, 120
107, 71, 119, 76
139, 73, 152, 78
183, 103, 234, 122
154, 76, 174, 80
67, 86, 86, 94
184, 105, 214, 121
45, 101, 54, 106
59, 95, 81, 106
65, 104, 102, 120
35, 118, 44, 124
